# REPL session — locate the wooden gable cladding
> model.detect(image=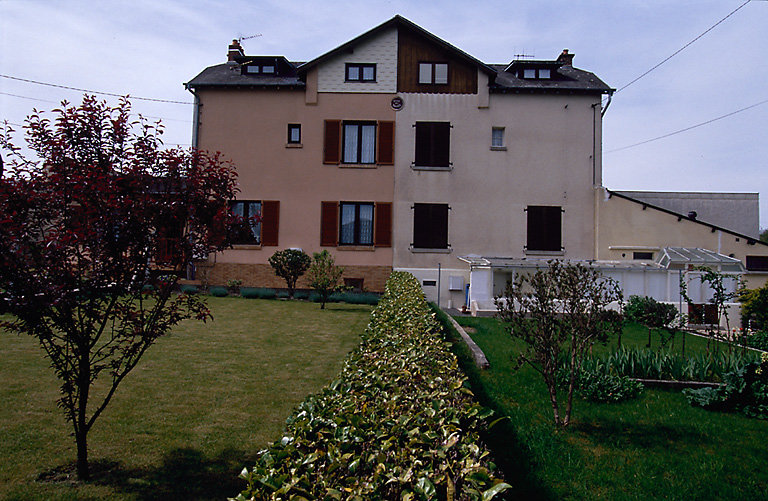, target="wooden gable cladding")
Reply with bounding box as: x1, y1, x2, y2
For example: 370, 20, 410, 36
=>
397, 28, 478, 94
